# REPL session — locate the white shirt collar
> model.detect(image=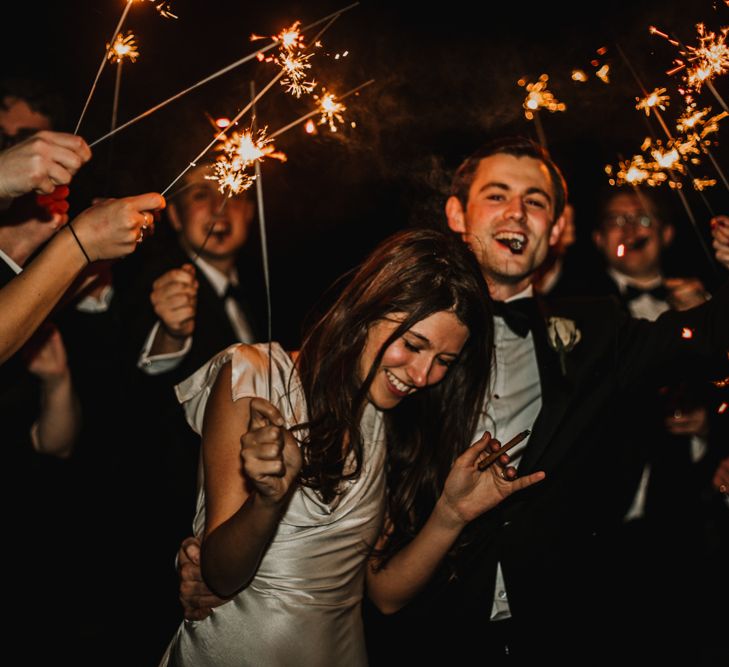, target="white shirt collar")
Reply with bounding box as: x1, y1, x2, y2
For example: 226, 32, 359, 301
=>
504, 284, 534, 302
0, 247, 22, 274
186, 252, 239, 298
607, 267, 662, 294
